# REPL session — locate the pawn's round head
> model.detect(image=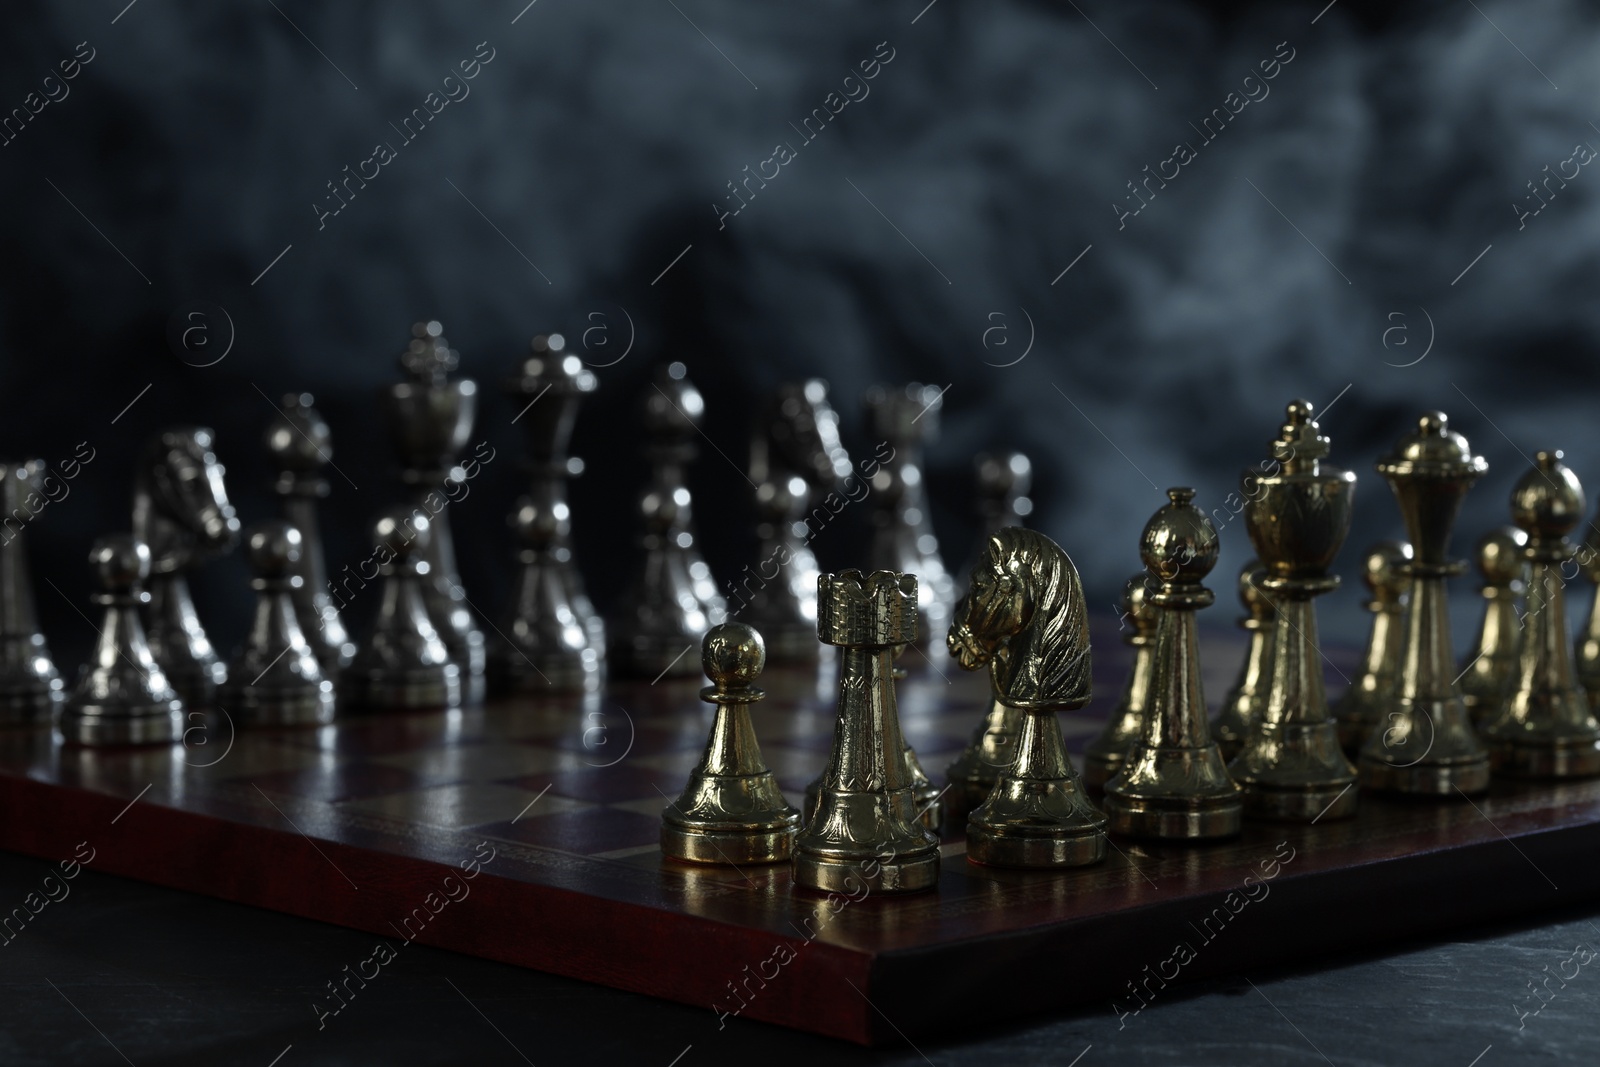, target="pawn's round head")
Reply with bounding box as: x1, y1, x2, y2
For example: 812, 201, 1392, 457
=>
1237, 559, 1271, 618
1363, 540, 1413, 600
373, 509, 429, 566
1511, 450, 1585, 544
91, 535, 151, 590
246, 521, 303, 578
1474, 527, 1527, 585
510, 496, 569, 549
1120, 572, 1157, 635
1140, 487, 1219, 586
702, 622, 765, 688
